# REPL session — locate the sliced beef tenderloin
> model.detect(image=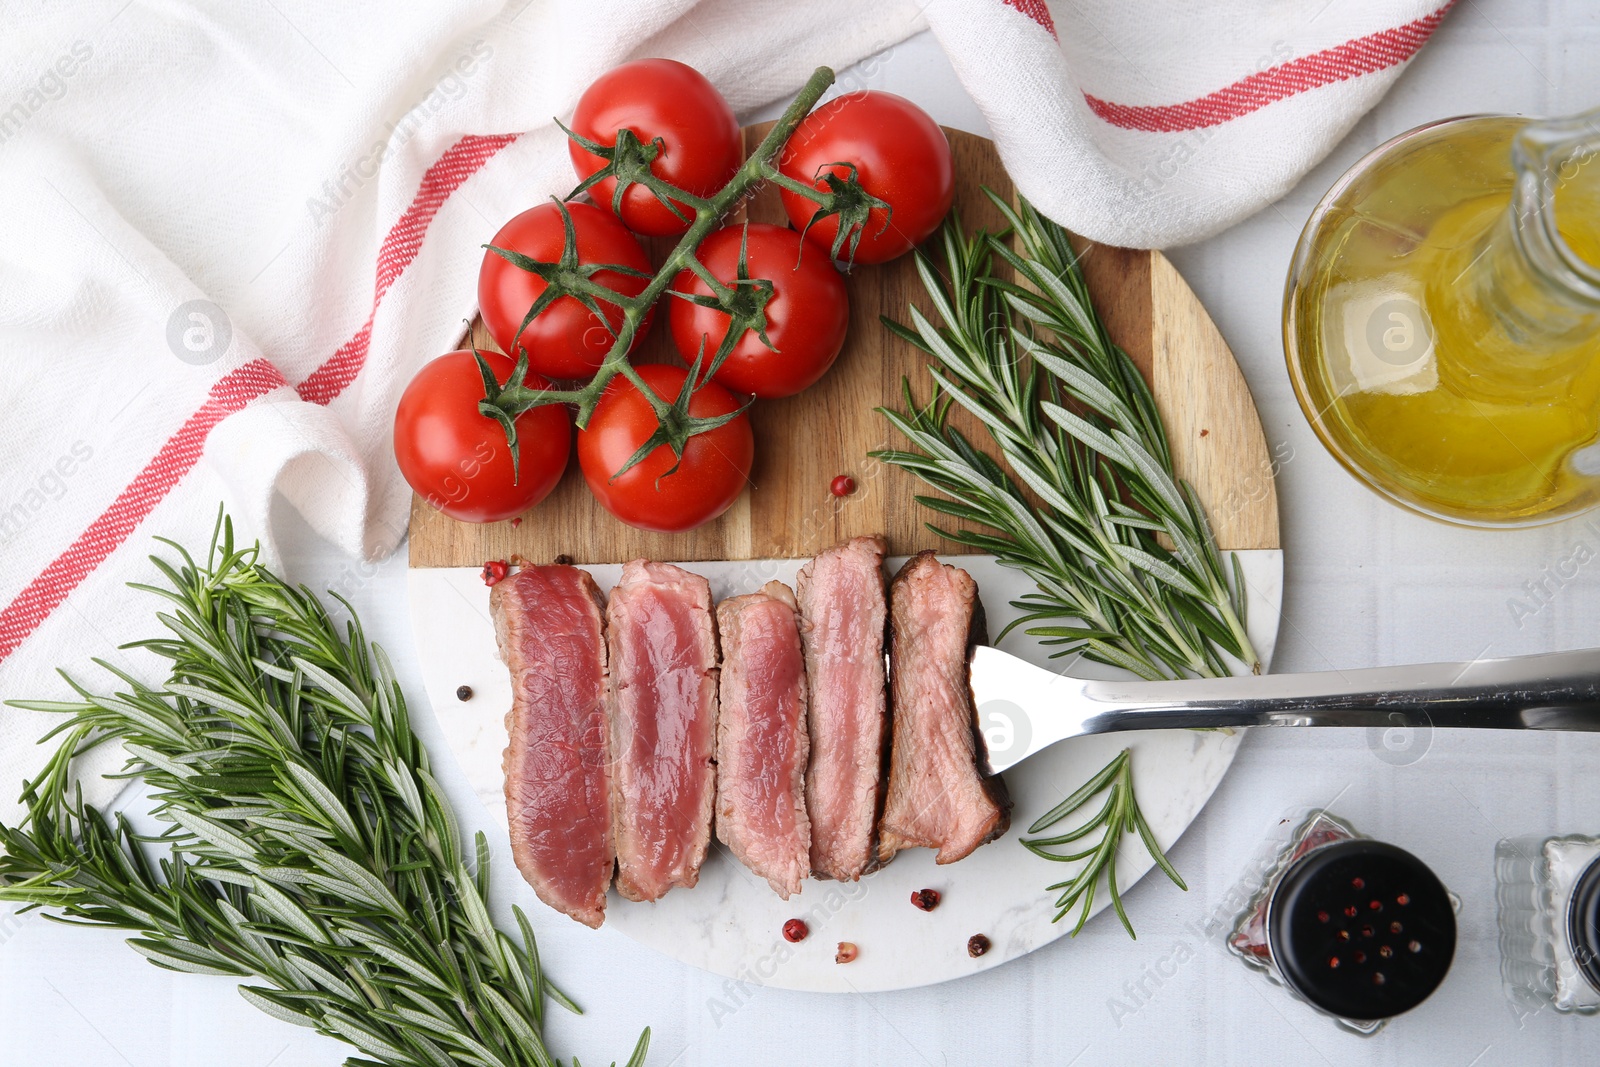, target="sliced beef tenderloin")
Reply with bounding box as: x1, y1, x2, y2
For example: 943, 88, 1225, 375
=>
606, 560, 719, 903
878, 551, 1011, 865
493, 565, 615, 928
797, 535, 890, 882
715, 581, 811, 899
